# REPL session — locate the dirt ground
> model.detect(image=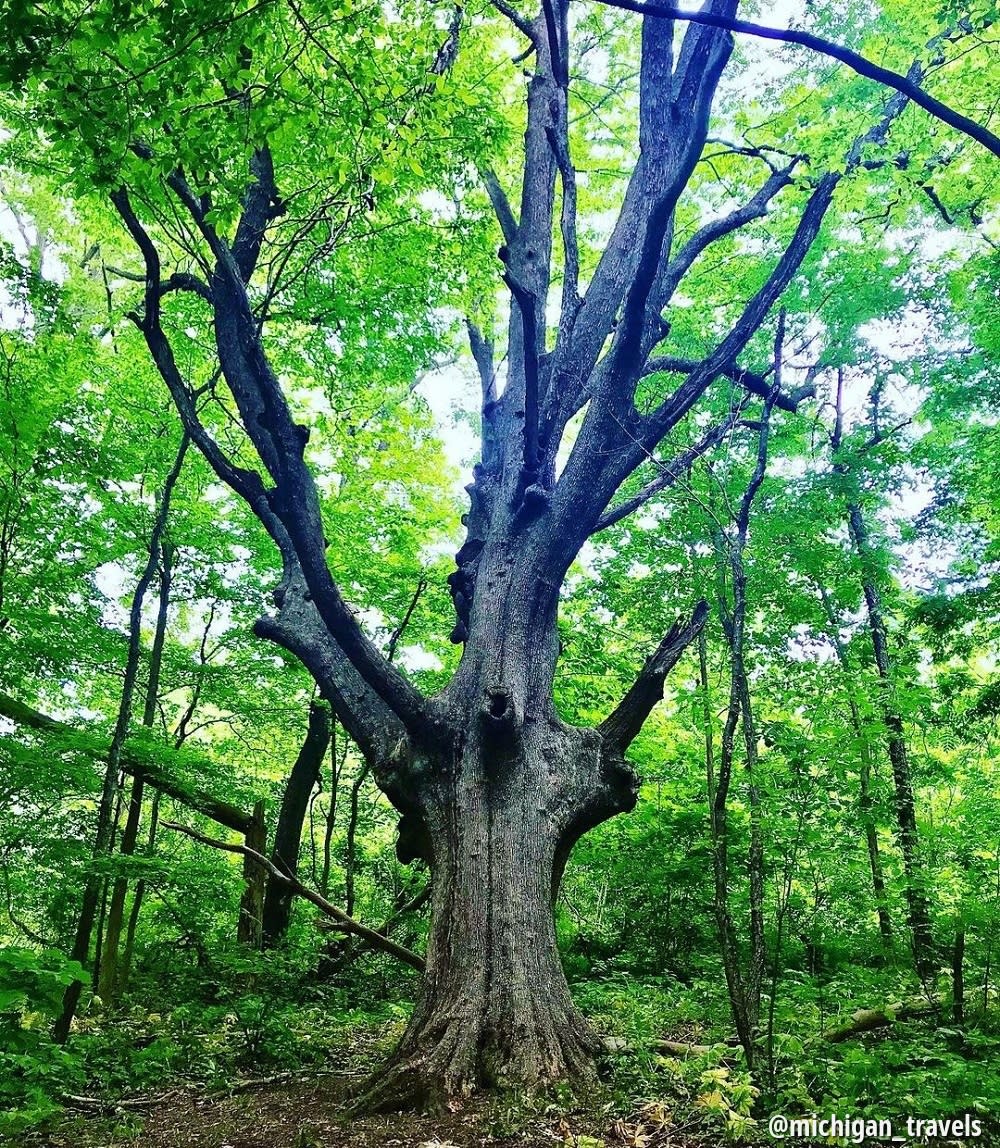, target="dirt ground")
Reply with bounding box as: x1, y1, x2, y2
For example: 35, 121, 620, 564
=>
21, 1076, 626, 1148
